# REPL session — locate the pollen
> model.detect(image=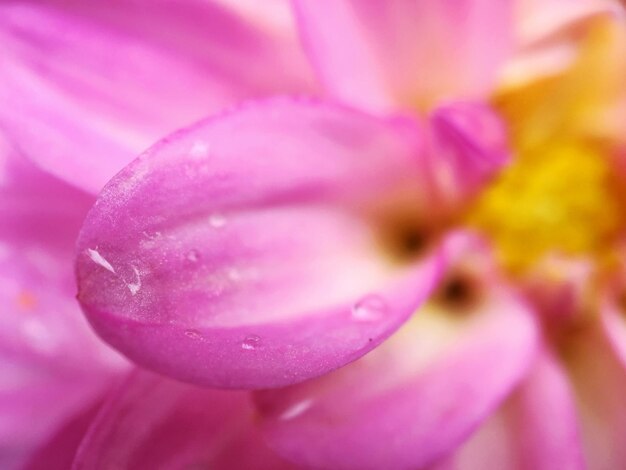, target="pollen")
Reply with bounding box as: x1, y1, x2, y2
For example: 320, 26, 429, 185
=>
467, 143, 623, 274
